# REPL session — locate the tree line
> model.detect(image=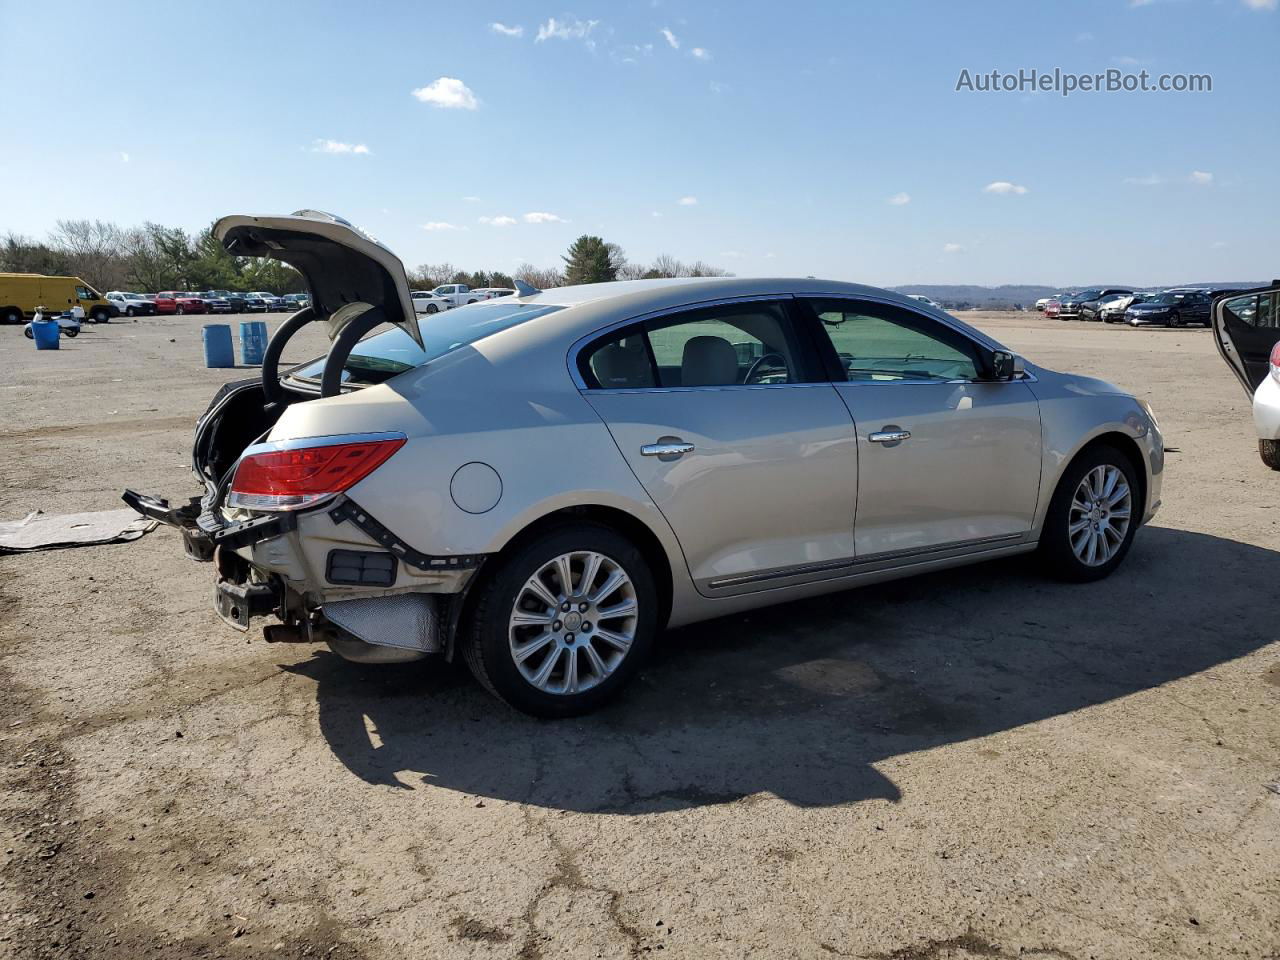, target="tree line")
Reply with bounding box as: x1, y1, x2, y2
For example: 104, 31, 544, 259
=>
1, 220, 731, 296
